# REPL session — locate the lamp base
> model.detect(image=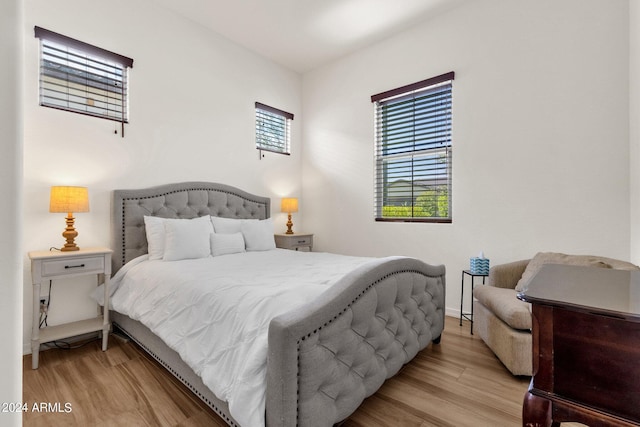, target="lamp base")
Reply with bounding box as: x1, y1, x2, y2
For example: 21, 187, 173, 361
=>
60, 213, 80, 251
285, 214, 294, 235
